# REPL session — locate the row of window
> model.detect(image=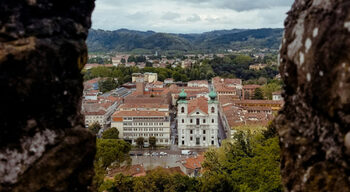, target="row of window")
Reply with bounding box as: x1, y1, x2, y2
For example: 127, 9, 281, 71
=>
181, 107, 216, 113
86, 120, 103, 123
125, 133, 165, 137
181, 118, 215, 124
133, 138, 169, 143
123, 127, 165, 132
181, 140, 215, 145
86, 116, 103, 119
181, 129, 215, 135
123, 122, 165, 126
124, 117, 168, 120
